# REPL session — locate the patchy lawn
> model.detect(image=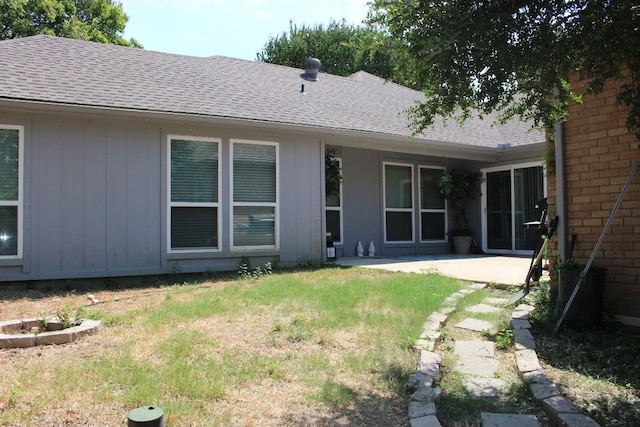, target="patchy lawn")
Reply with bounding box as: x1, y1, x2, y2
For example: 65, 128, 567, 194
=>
0, 267, 460, 427
3, 268, 638, 427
